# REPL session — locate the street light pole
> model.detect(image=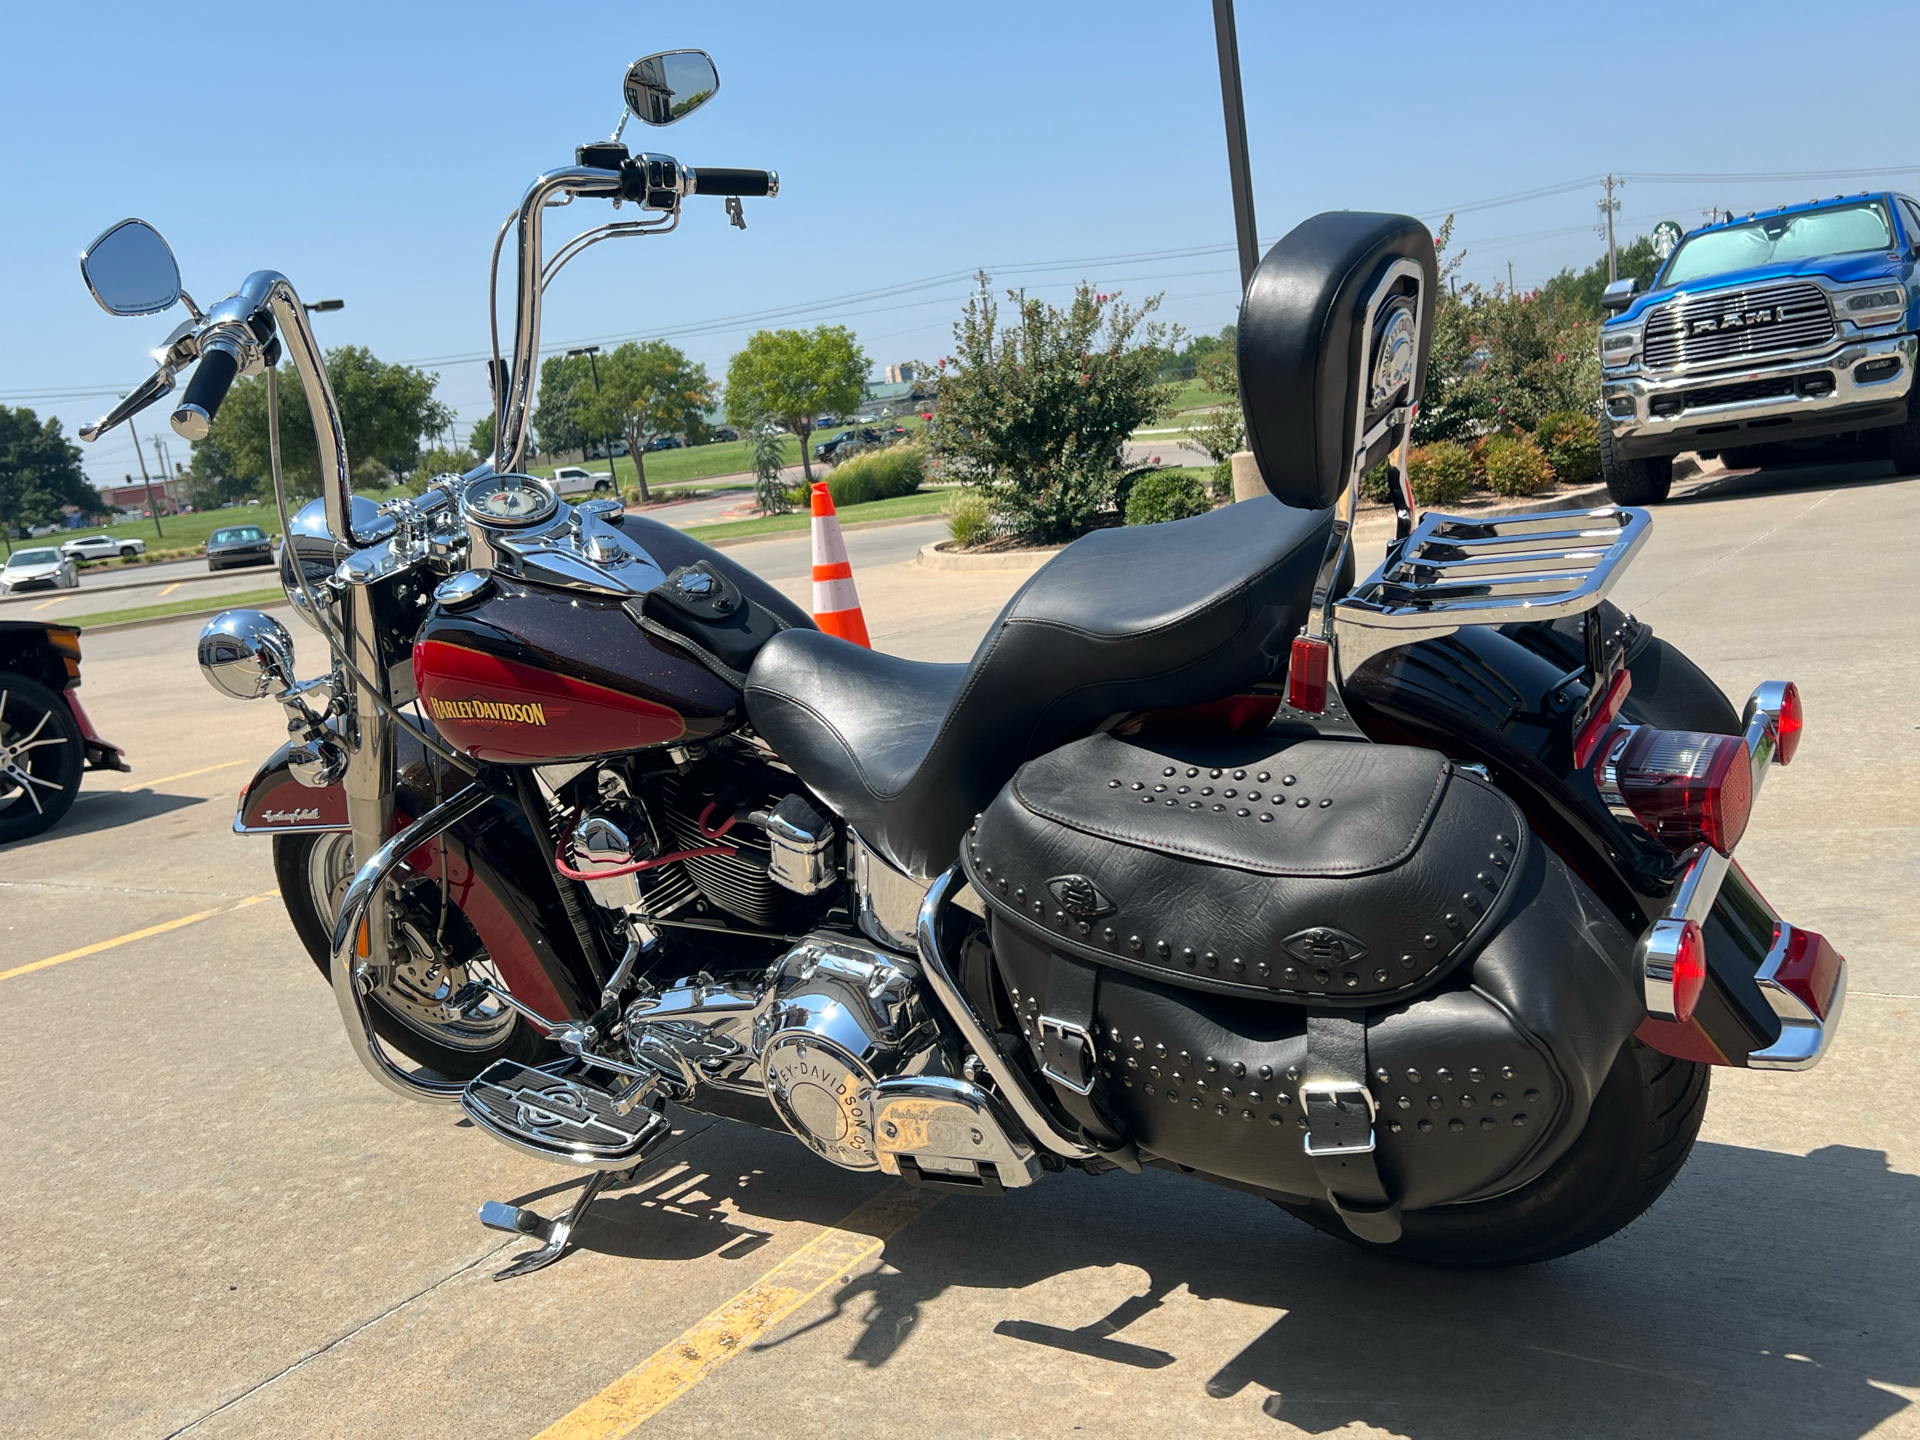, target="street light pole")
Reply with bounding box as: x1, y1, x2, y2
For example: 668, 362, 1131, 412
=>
131, 429, 163, 539
1211, 0, 1260, 296
568, 344, 603, 469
